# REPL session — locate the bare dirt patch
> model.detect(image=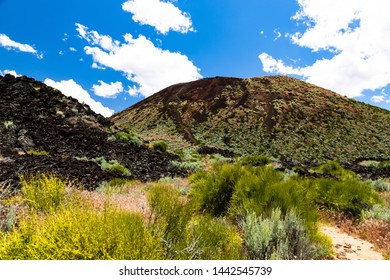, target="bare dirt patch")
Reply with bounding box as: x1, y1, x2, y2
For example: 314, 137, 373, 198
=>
320, 225, 383, 260
321, 210, 390, 259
